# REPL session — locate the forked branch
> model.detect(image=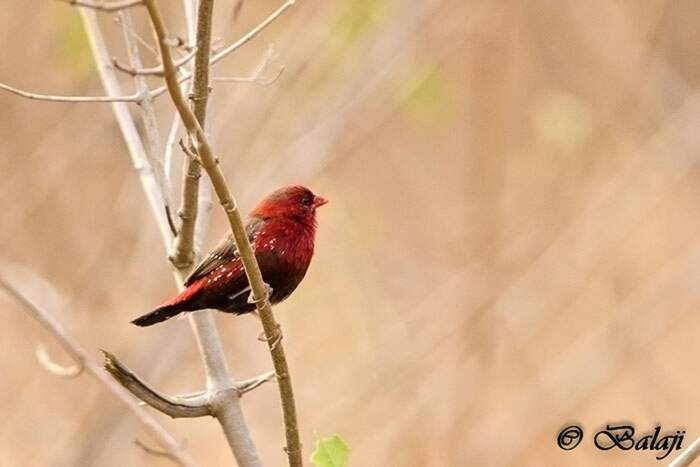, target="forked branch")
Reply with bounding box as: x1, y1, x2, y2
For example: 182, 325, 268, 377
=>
1, 1, 295, 105
113, 48, 197, 77
103, 350, 211, 418
141, 0, 303, 464
0, 274, 197, 467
